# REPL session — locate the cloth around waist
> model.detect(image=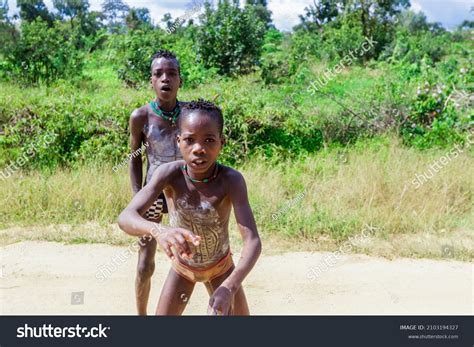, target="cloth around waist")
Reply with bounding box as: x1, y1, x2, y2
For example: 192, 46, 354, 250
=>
176, 247, 231, 271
